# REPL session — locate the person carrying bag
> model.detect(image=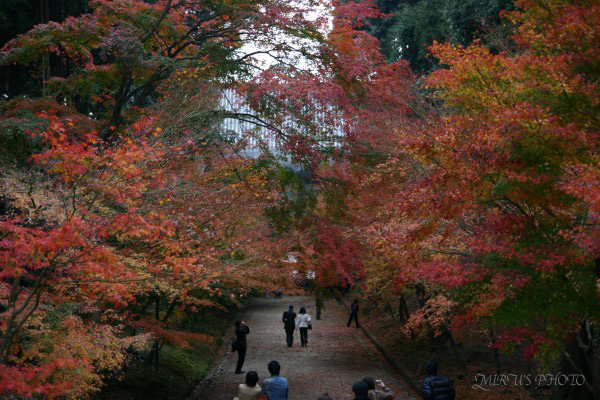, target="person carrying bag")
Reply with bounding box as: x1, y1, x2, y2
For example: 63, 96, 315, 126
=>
295, 307, 312, 347
257, 381, 267, 400
234, 320, 250, 374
